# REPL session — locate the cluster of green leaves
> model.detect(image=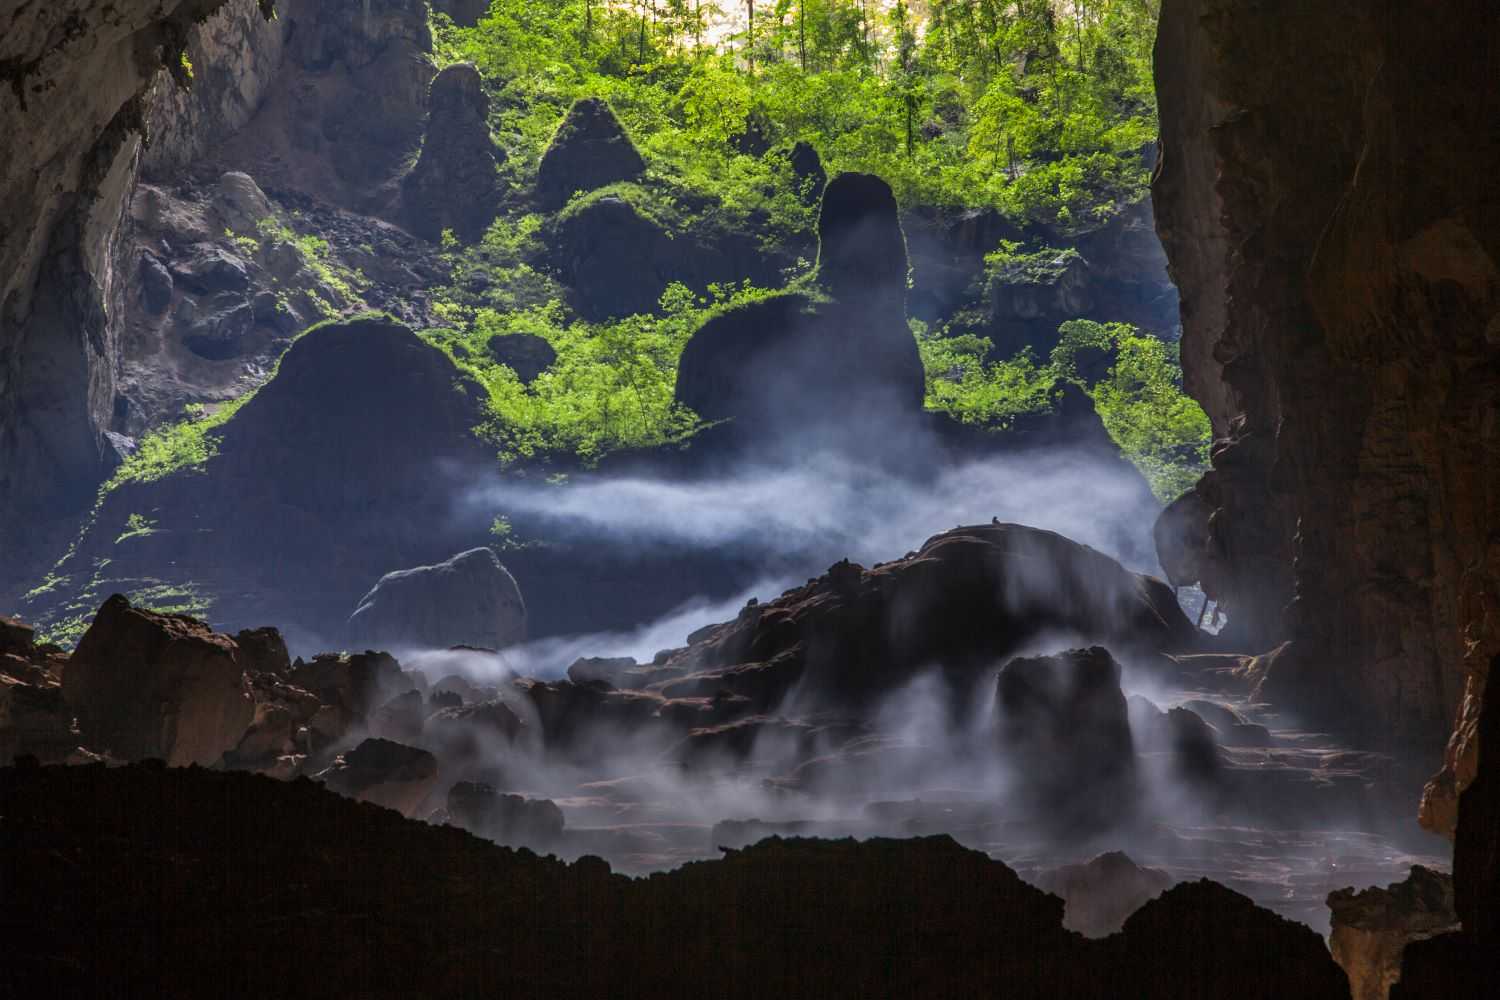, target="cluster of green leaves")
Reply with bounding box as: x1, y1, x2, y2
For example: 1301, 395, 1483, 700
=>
255, 217, 367, 313
982, 239, 1084, 291
103, 393, 255, 489
919, 318, 1209, 501
433, 0, 1158, 229
426, 281, 784, 463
